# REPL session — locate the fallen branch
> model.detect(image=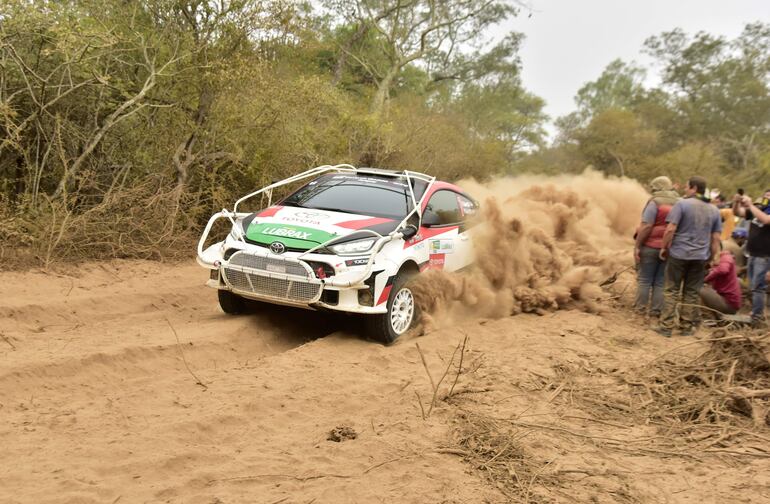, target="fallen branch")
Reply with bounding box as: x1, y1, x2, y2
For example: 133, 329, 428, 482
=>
727, 387, 770, 399
165, 318, 207, 390
414, 339, 464, 418
447, 332, 469, 397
